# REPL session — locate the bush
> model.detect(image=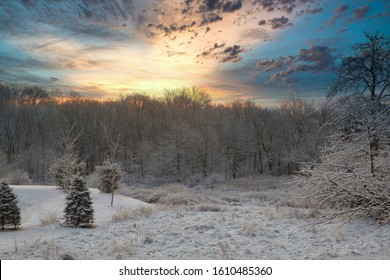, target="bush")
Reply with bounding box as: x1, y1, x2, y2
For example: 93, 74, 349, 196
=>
296, 136, 390, 225
6, 170, 32, 185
